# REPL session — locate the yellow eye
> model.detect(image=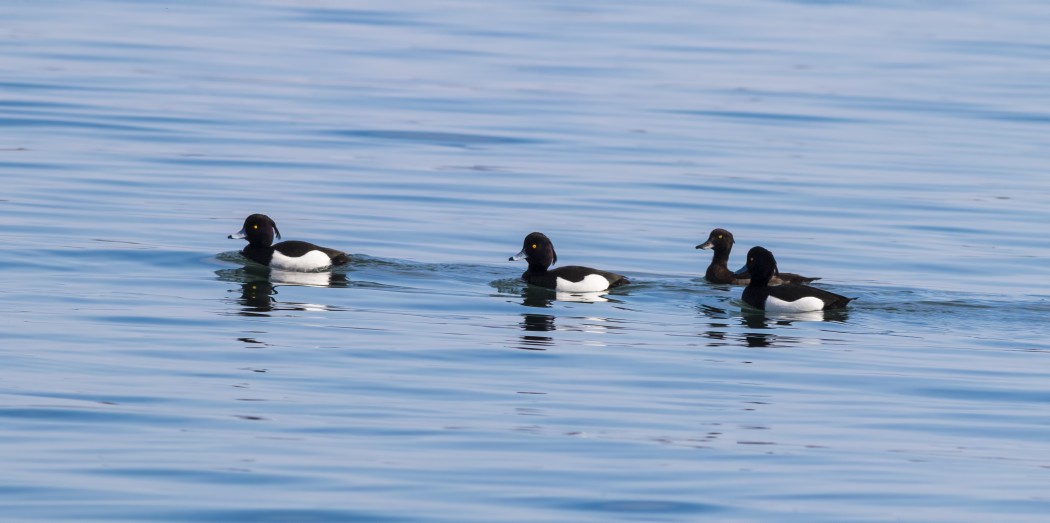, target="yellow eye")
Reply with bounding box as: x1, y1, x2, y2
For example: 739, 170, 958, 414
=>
253, 224, 258, 229
531, 244, 537, 249
717, 234, 723, 239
